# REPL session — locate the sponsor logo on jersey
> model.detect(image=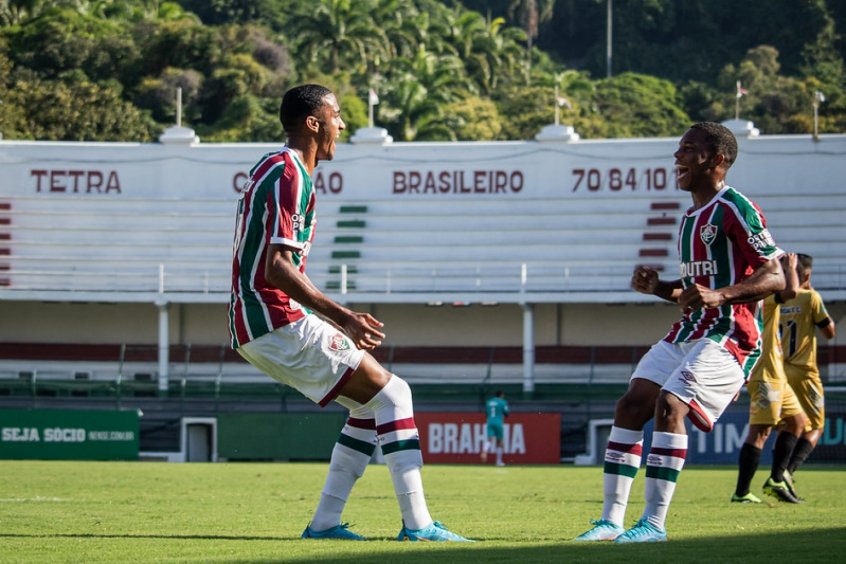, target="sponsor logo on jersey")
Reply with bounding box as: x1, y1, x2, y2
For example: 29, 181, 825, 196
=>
330, 333, 351, 351
700, 223, 717, 246
291, 213, 306, 232
680, 260, 718, 278
747, 229, 775, 251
